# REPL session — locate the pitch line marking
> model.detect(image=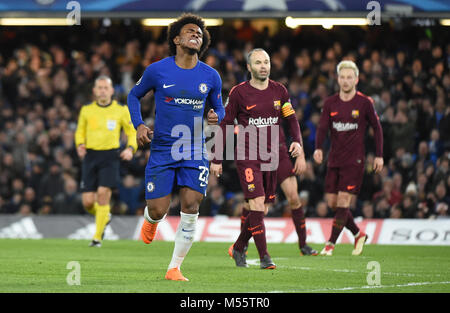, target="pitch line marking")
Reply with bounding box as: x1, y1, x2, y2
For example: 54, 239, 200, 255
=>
267, 281, 450, 293
247, 258, 442, 278
278, 265, 425, 277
